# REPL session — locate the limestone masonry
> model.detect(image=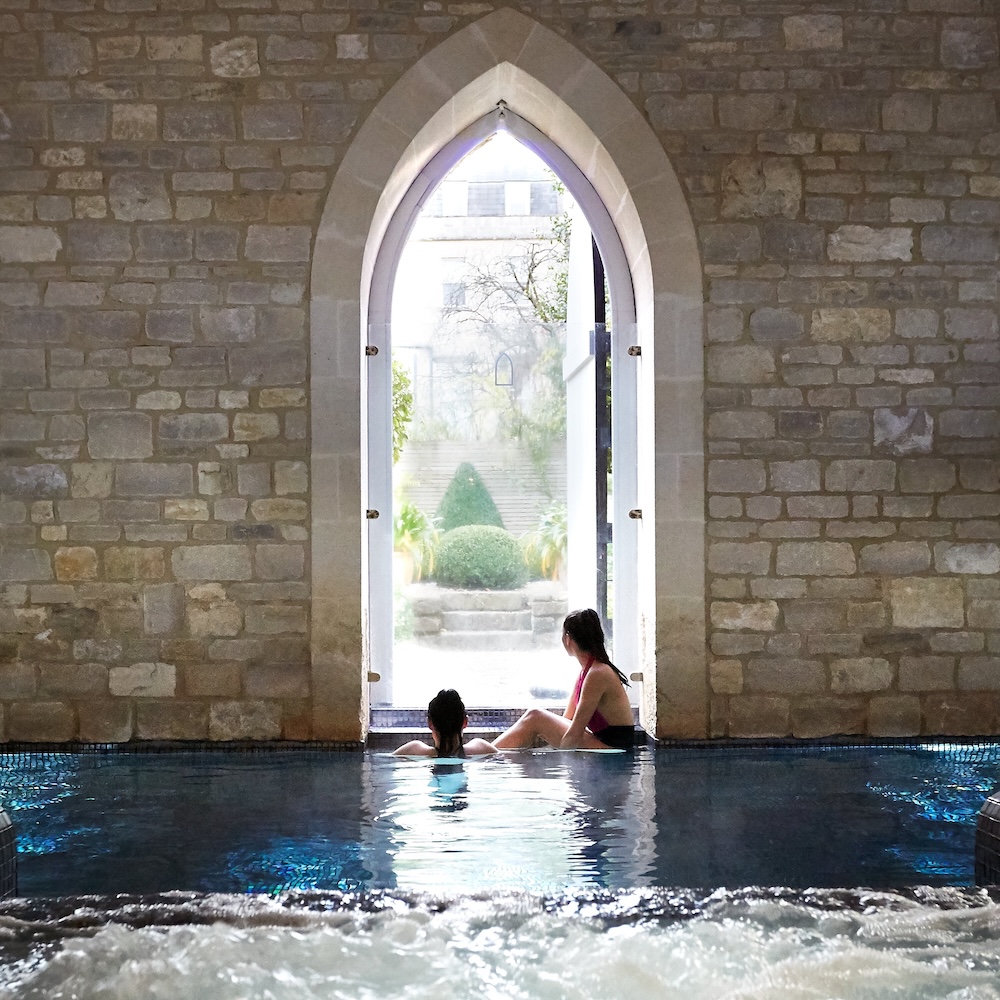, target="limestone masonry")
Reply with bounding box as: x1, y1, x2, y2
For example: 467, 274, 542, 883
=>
0, 0, 998, 742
